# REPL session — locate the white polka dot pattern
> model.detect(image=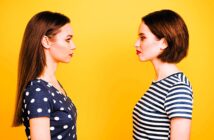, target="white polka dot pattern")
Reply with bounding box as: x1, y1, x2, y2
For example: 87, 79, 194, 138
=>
57, 135, 62, 139
50, 126, 55, 131
37, 108, 42, 113
25, 91, 29, 96
43, 97, 48, 102
22, 79, 77, 140
53, 99, 56, 104
30, 99, 35, 103
63, 125, 68, 129
54, 116, 60, 121
35, 88, 41, 92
